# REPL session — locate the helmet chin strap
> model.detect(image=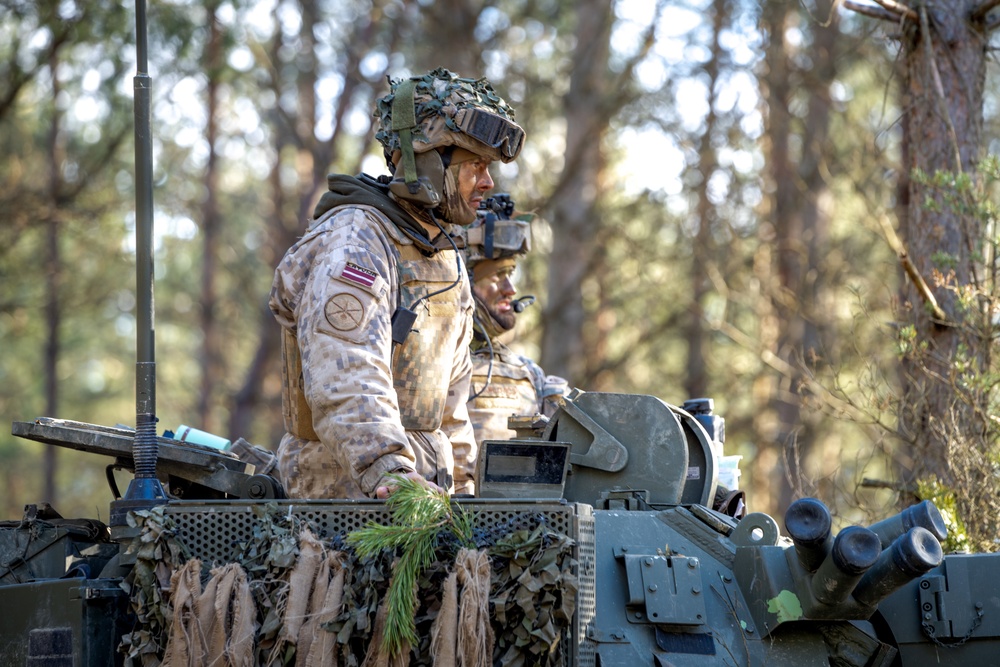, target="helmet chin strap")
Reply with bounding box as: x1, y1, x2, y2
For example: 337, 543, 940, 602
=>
436, 163, 477, 225
390, 79, 420, 193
